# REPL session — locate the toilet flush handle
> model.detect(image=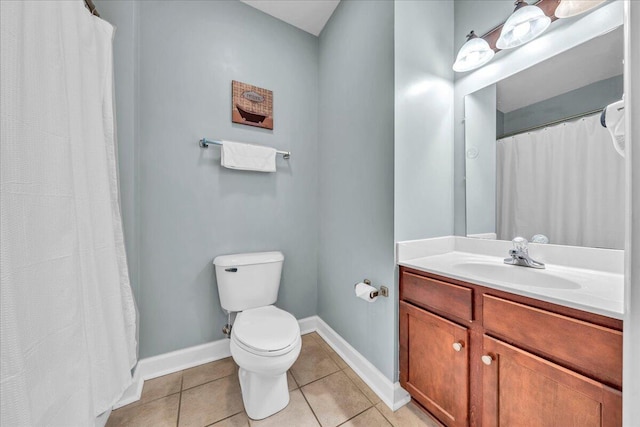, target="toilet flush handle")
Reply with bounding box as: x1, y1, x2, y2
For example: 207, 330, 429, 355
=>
225, 268, 238, 272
